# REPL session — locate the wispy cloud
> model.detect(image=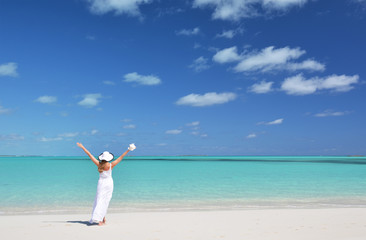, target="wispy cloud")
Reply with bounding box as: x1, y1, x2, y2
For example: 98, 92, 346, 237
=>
249, 81, 274, 94
246, 133, 257, 139
78, 93, 102, 108
234, 46, 324, 73
157, 143, 168, 146
123, 124, 136, 129
176, 27, 200, 36
213, 46, 325, 73
176, 92, 237, 107
216, 30, 235, 39
39, 136, 63, 142
314, 110, 350, 117
59, 132, 79, 138
60, 111, 69, 117
213, 46, 242, 63
123, 72, 162, 86
85, 0, 152, 17
35, 96, 57, 104
193, 0, 308, 21
186, 121, 200, 127
189, 56, 210, 72
281, 74, 359, 95
216, 27, 243, 39
0, 134, 24, 141
165, 129, 182, 134
187, 121, 207, 137
286, 60, 325, 72
258, 118, 284, 125
0, 62, 18, 77
0, 105, 12, 115
267, 118, 284, 125
86, 35, 96, 40
91, 129, 99, 135
103, 80, 115, 85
